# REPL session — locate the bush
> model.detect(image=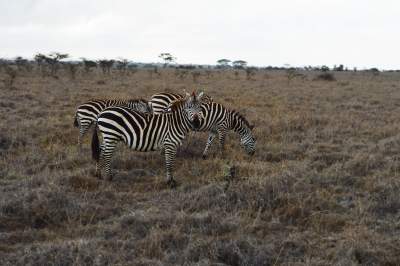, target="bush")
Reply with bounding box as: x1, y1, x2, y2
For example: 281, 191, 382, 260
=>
315, 72, 335, 81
